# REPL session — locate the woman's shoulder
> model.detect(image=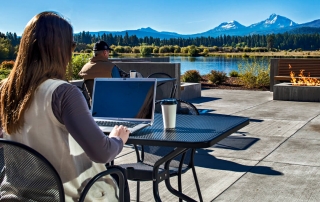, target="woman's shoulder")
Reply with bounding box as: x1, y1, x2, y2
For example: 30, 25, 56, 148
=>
54, 82, 80, 95
38, 79, 69, 91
